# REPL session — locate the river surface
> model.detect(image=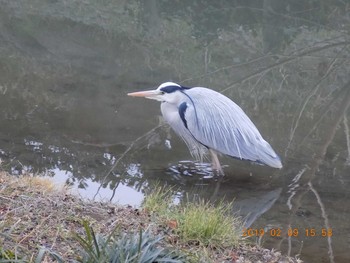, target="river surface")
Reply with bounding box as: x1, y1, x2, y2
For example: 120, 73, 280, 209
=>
0, 1, 349, 262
